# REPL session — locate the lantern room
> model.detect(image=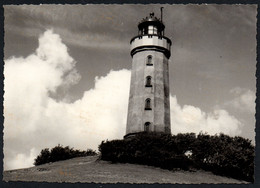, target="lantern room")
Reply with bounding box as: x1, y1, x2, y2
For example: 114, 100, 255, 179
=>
137, 12, 165, 36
